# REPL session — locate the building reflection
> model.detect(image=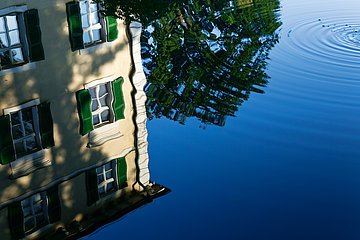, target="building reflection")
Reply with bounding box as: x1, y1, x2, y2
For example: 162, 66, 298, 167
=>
0, 2, 168, 239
